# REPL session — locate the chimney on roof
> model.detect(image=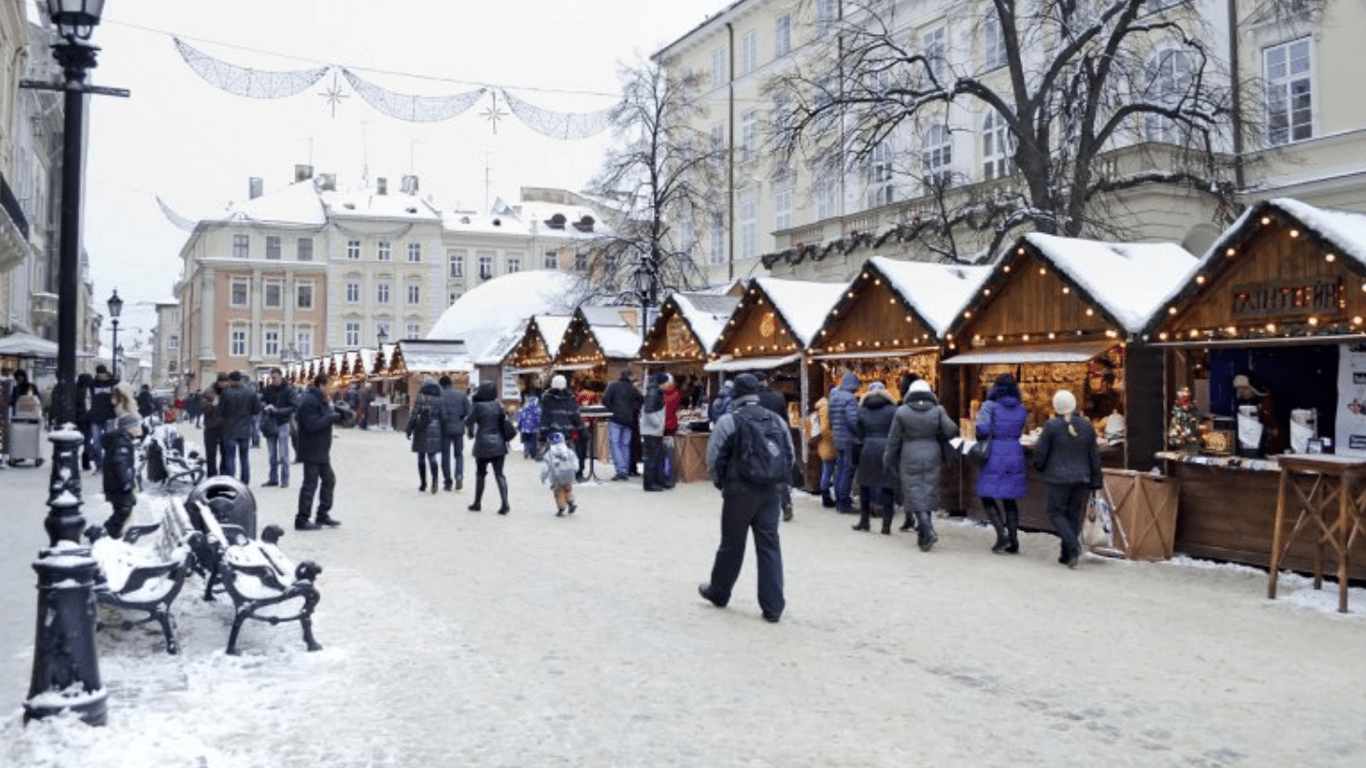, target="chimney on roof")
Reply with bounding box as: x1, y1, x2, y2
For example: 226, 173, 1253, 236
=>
295, 164, 314, 182
248, 177, 263, 200
376, 177, 388, 195
318, 173, 337, 191
401, 175, 419, 195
